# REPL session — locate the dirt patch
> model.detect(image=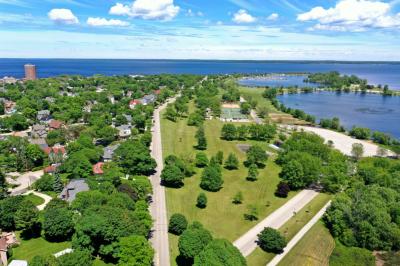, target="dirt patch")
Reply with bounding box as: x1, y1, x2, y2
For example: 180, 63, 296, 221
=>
237, 144, 251, 153
222, 103, 240, 108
